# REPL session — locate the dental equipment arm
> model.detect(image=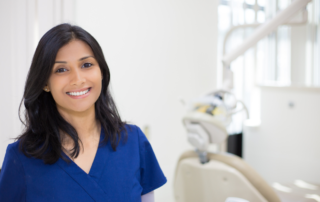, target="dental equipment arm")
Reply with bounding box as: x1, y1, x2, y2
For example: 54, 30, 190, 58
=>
221, 0, 311, 90
222, 0, 311, 66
